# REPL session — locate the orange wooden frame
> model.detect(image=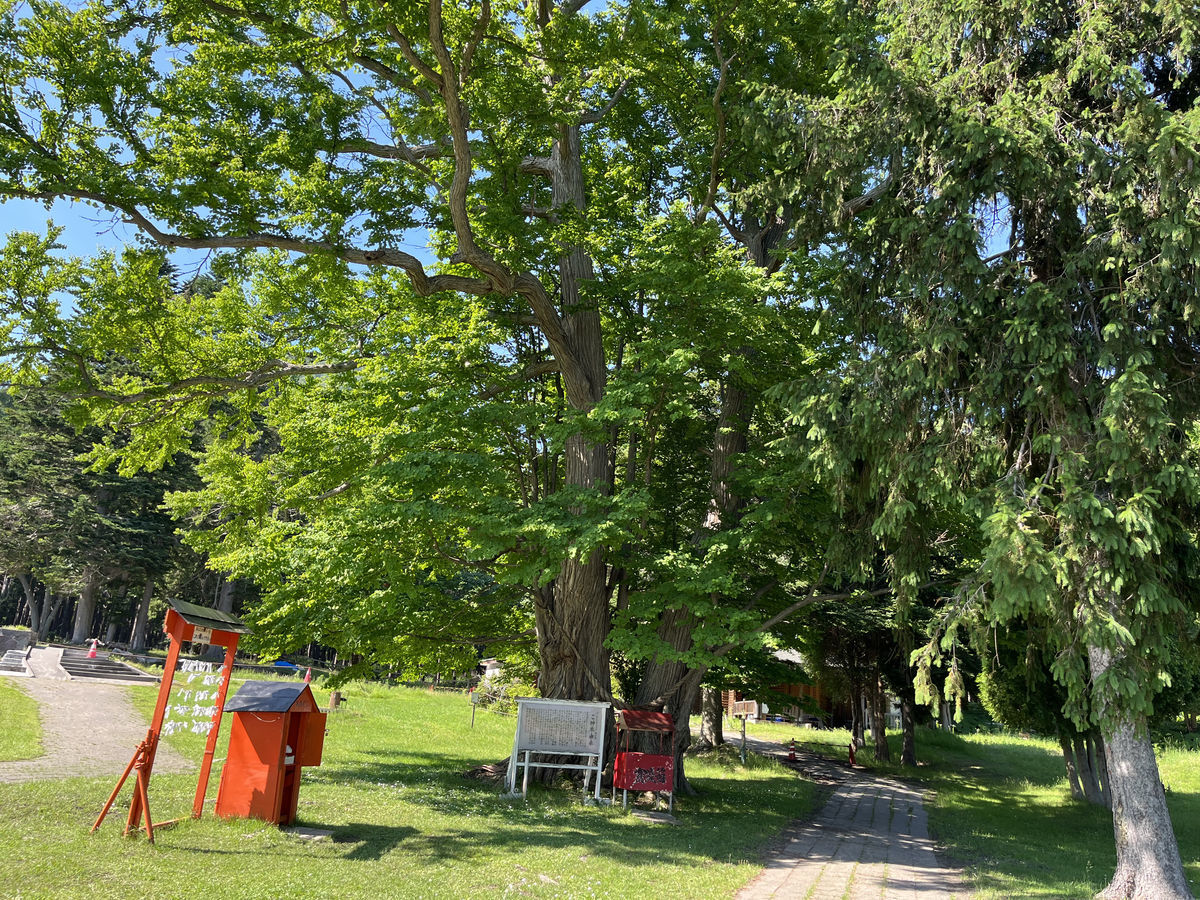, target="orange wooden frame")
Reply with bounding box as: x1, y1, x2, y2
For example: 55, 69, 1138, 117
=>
92, 605, 245, 842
